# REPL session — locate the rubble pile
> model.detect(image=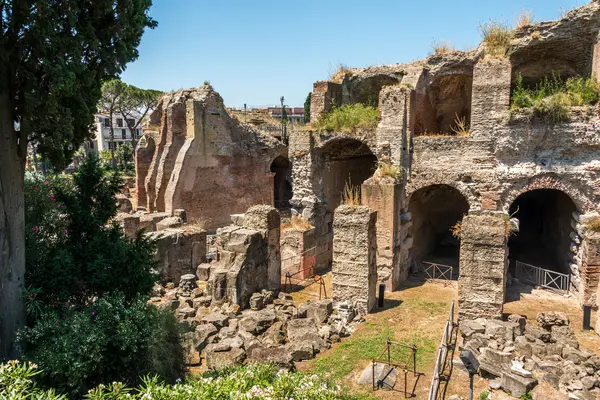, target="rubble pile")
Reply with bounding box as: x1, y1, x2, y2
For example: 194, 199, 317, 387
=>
460, 312, 600, 399
151, 278, 362, 370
